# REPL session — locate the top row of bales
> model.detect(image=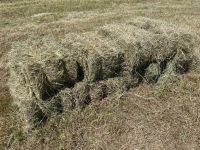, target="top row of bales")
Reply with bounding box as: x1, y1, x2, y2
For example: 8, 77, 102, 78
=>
8, 17, 199, 128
